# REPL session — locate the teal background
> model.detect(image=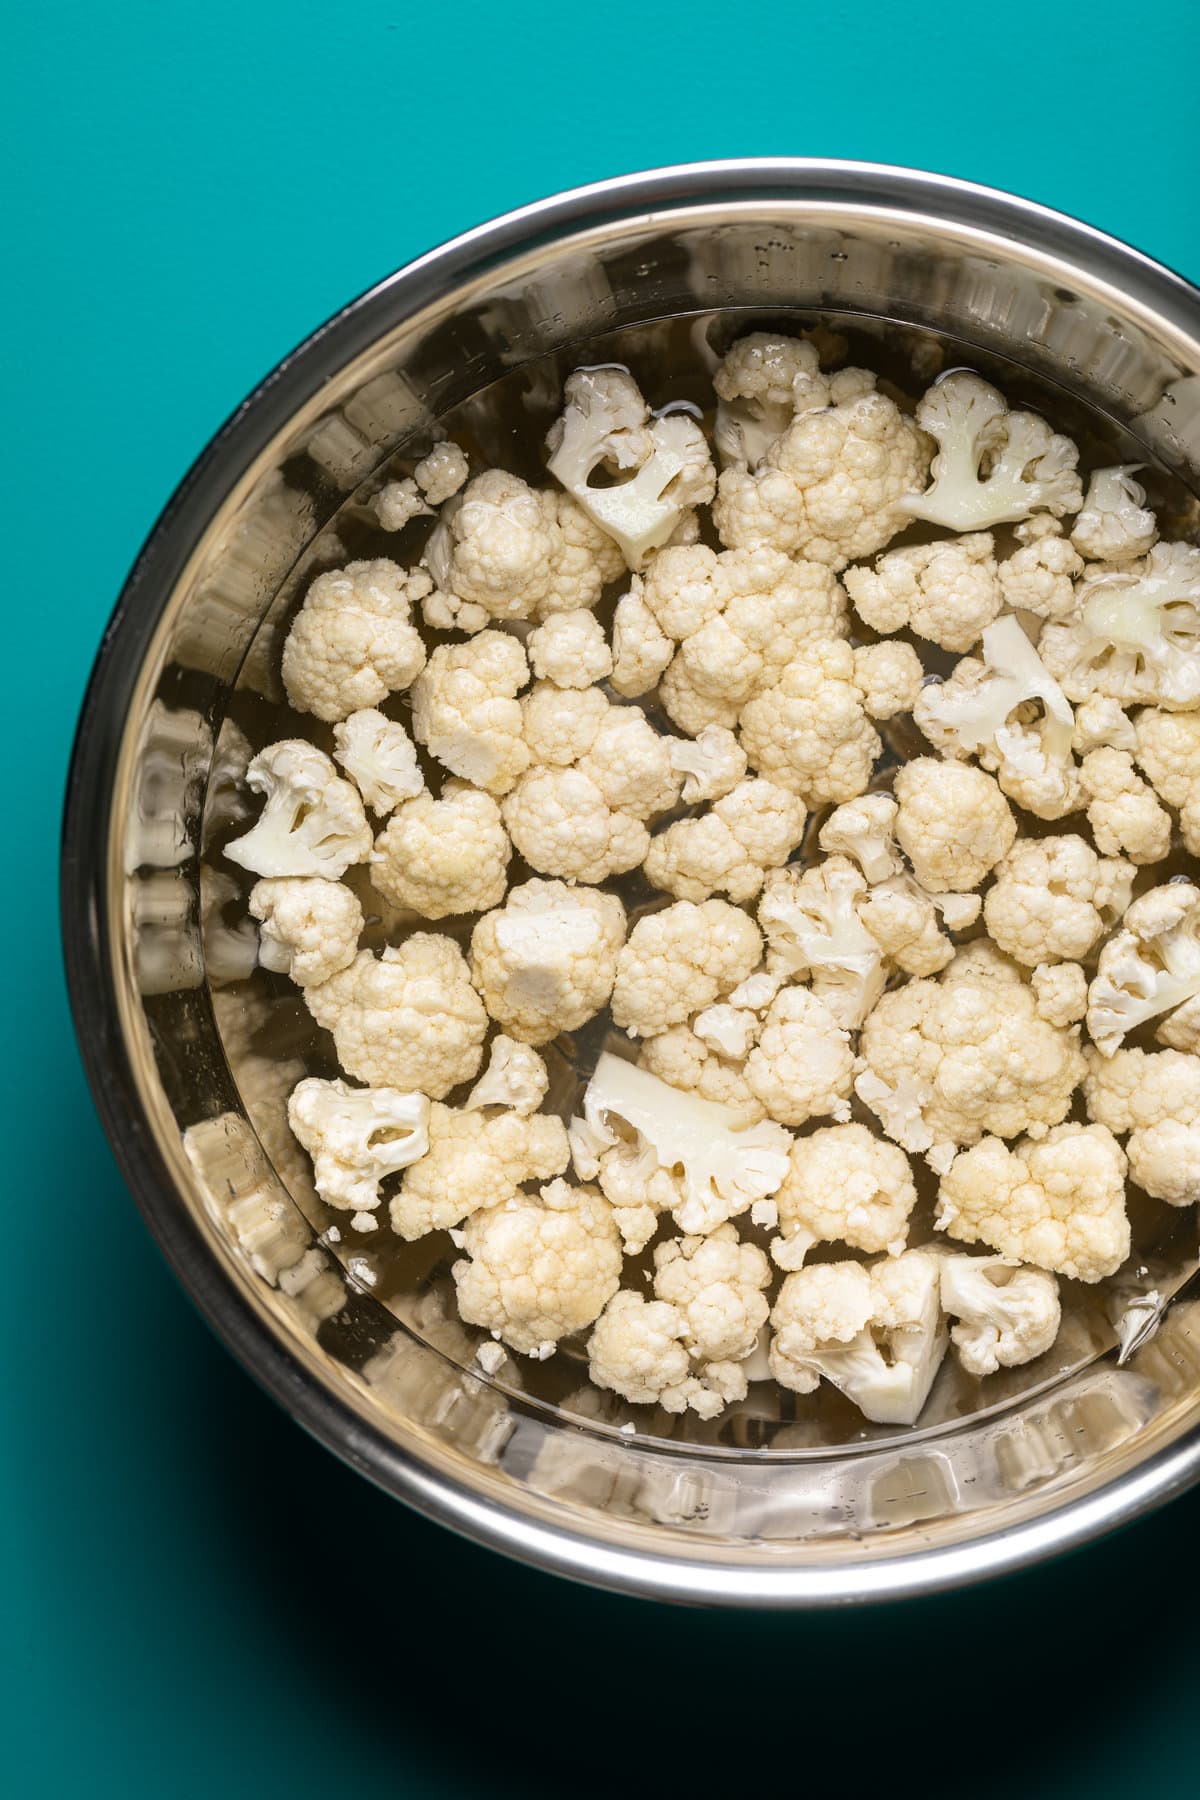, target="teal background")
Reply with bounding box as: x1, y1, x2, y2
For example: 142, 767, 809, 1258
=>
6, 2, 1200, 1793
